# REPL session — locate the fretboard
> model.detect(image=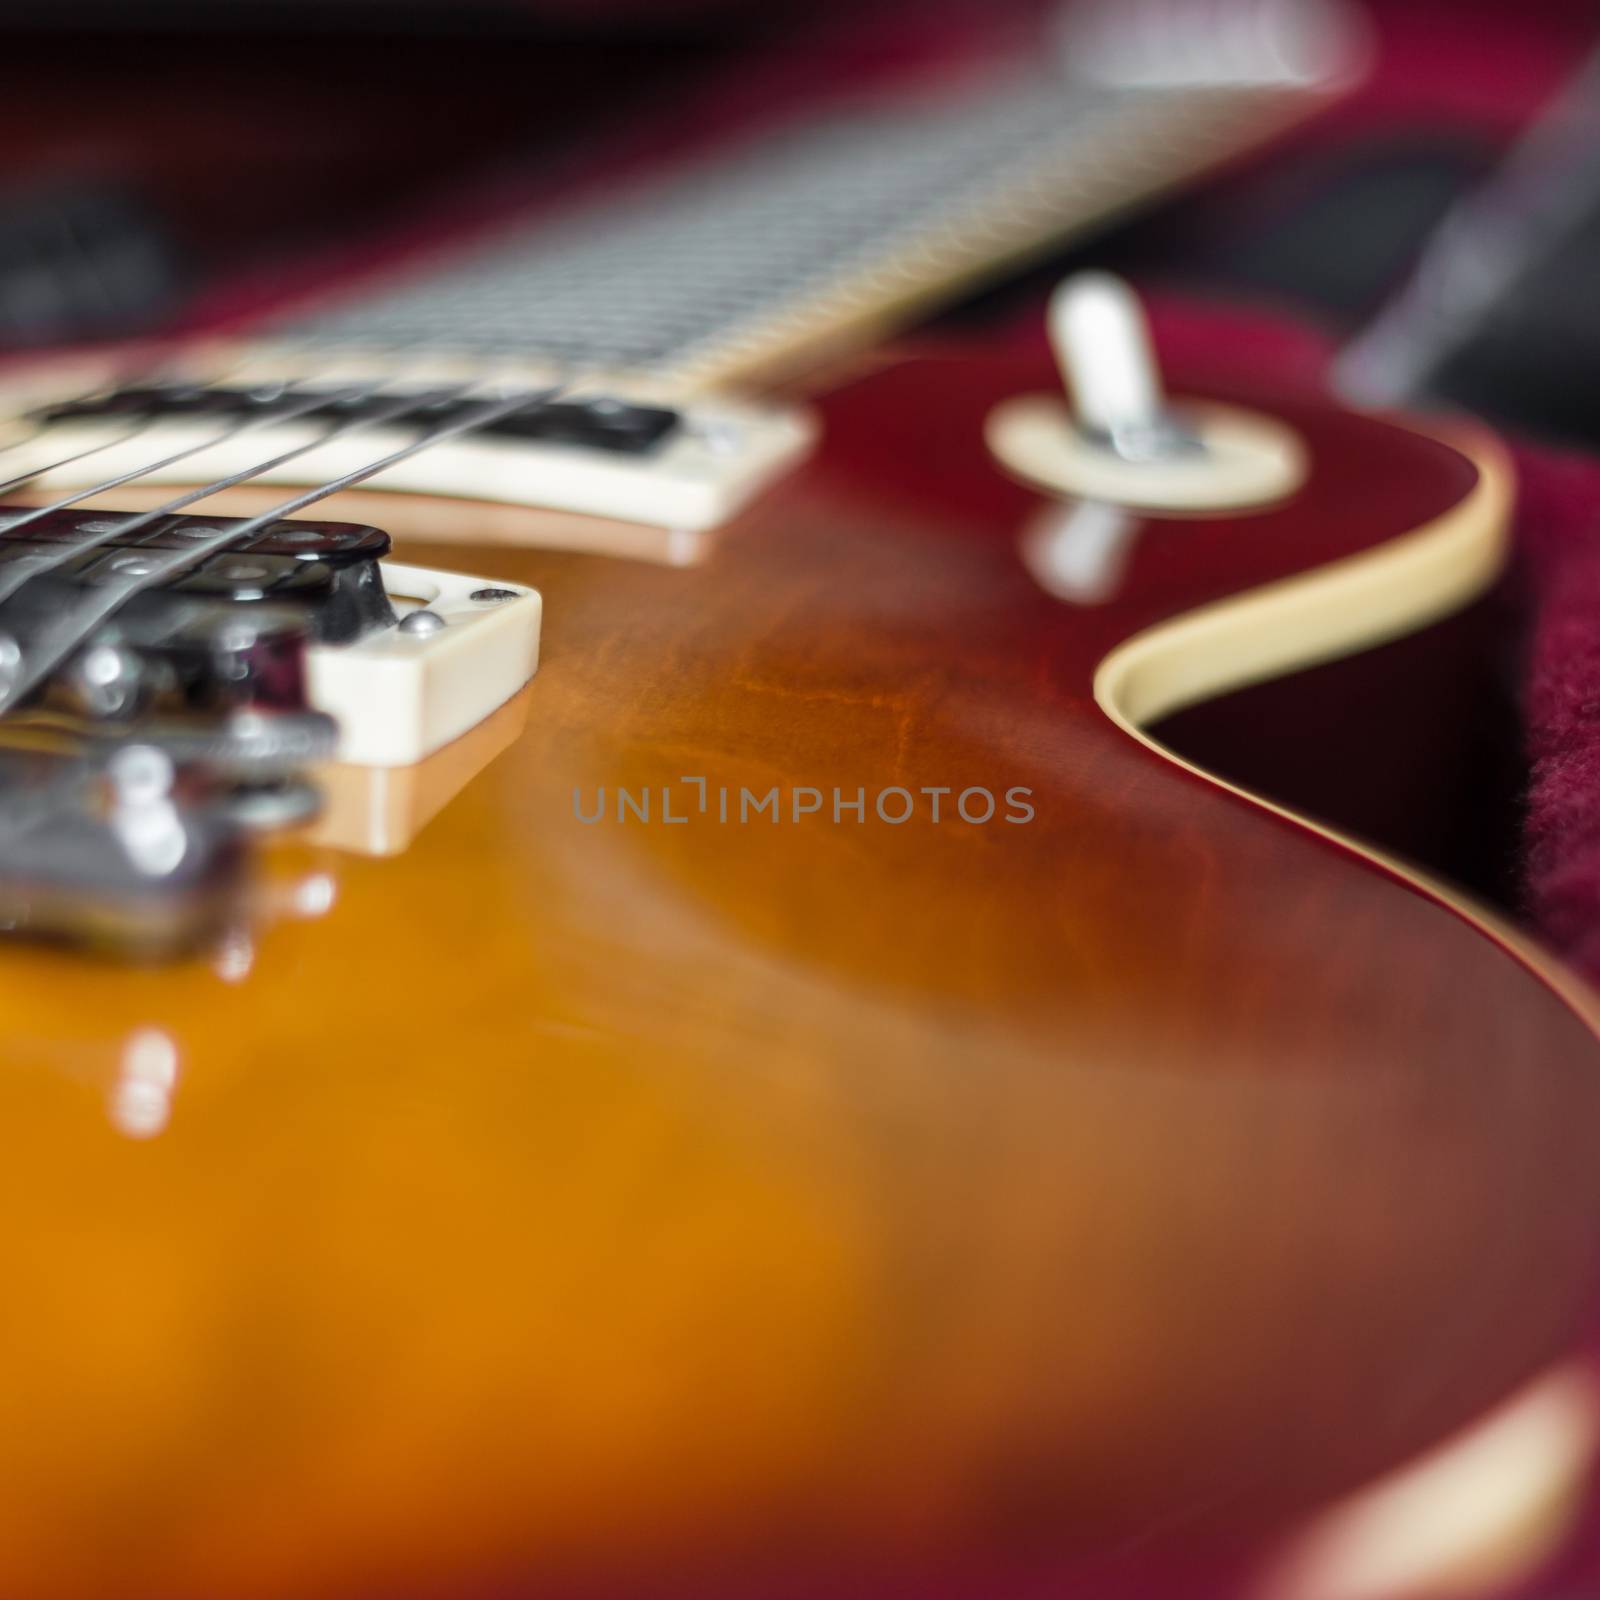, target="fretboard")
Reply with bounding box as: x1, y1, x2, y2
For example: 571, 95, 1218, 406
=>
270, 35, 1340, 394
